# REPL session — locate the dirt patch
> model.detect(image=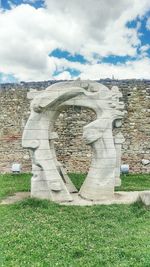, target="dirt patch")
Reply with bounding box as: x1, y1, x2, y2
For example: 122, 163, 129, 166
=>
0, 192, 30, 205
